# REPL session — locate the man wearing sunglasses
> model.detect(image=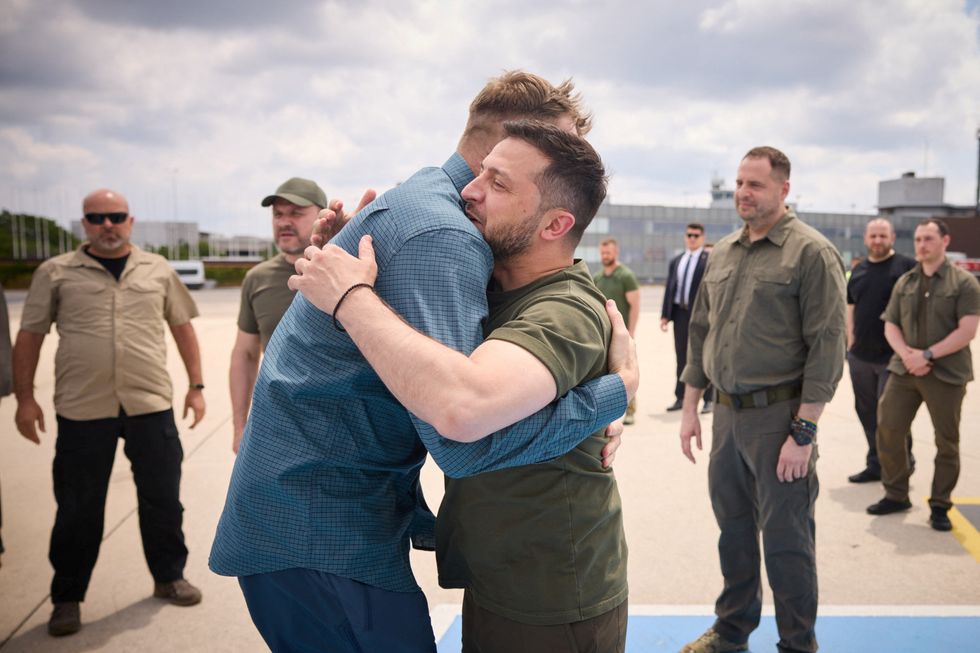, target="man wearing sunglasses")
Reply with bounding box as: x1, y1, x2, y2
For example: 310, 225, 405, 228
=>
12, 189, 207, 637
661, 223, 712, 413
